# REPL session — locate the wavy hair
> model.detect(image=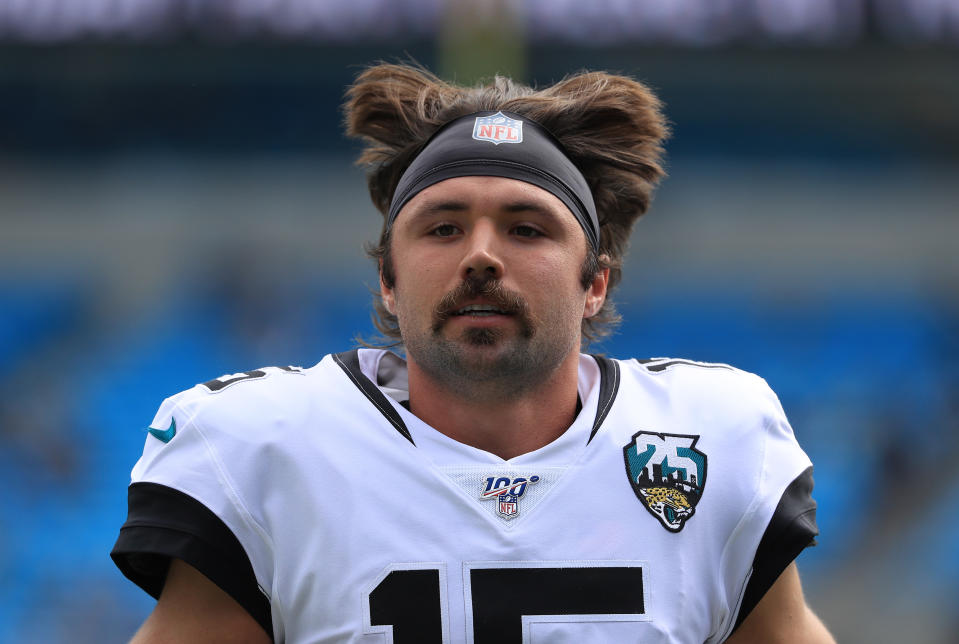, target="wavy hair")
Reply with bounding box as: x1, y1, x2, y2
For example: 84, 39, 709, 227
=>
344, 63, 669, 346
